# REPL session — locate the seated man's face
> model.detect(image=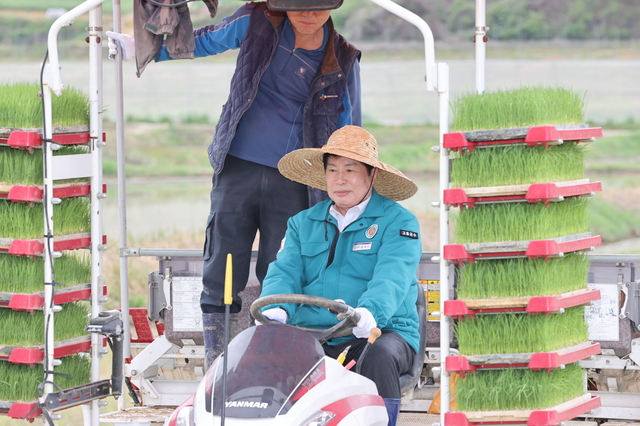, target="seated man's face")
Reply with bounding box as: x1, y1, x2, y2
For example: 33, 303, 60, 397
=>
325, 155, 377, 215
